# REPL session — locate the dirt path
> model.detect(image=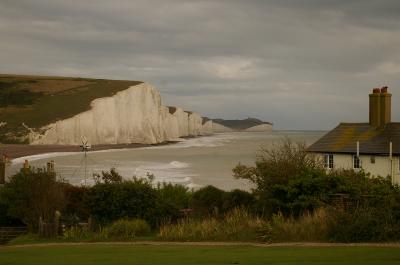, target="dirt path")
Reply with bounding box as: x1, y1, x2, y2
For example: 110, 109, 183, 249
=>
3, 241, 400, 249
